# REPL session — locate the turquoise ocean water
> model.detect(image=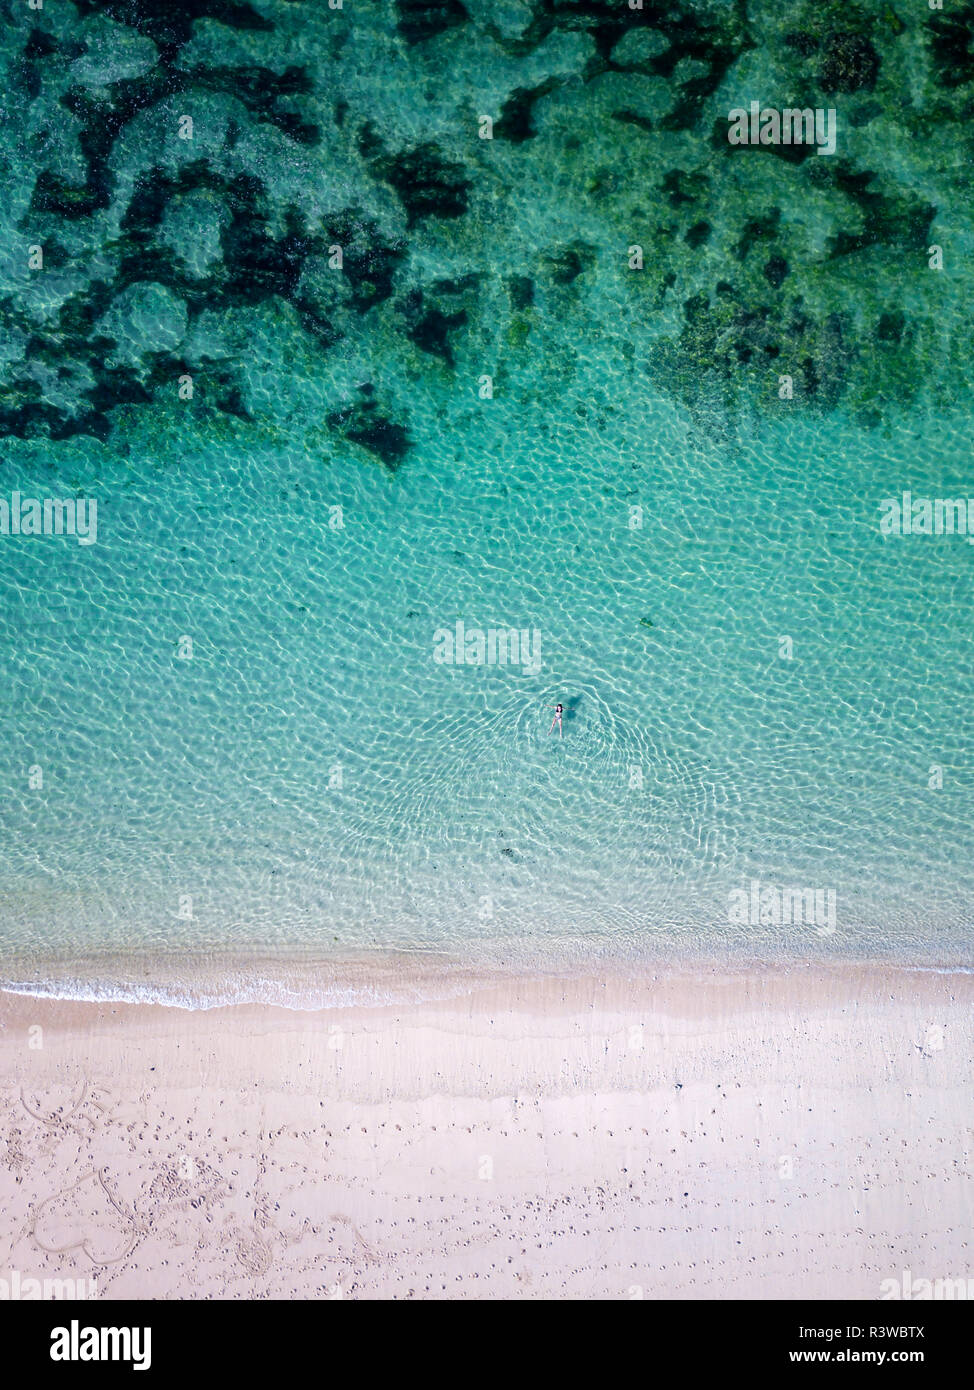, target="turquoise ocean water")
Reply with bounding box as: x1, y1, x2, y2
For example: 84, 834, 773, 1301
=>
0, 2, 971, 1003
